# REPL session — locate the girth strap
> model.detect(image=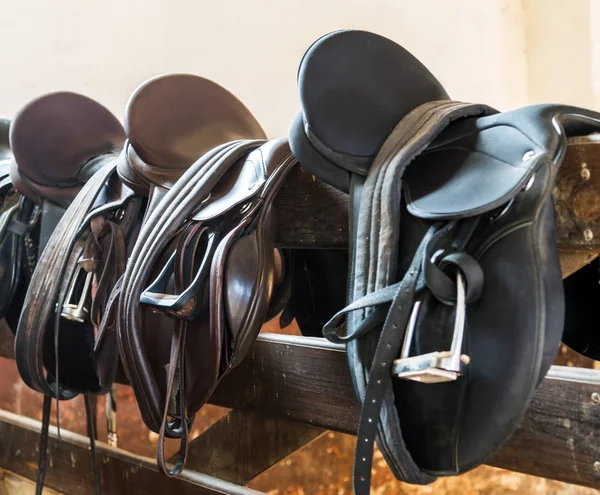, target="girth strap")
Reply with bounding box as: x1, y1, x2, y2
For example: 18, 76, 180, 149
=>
34, 394, 101, 495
